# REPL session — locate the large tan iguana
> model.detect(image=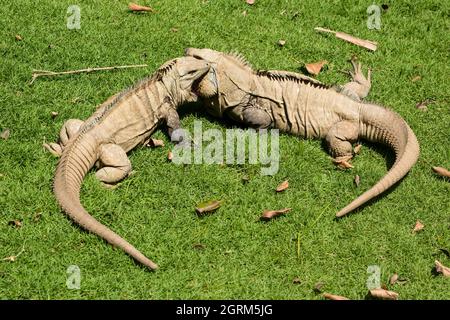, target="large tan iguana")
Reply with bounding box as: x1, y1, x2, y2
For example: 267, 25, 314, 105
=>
185, 48, 420, 218
44, 57, 210, 270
